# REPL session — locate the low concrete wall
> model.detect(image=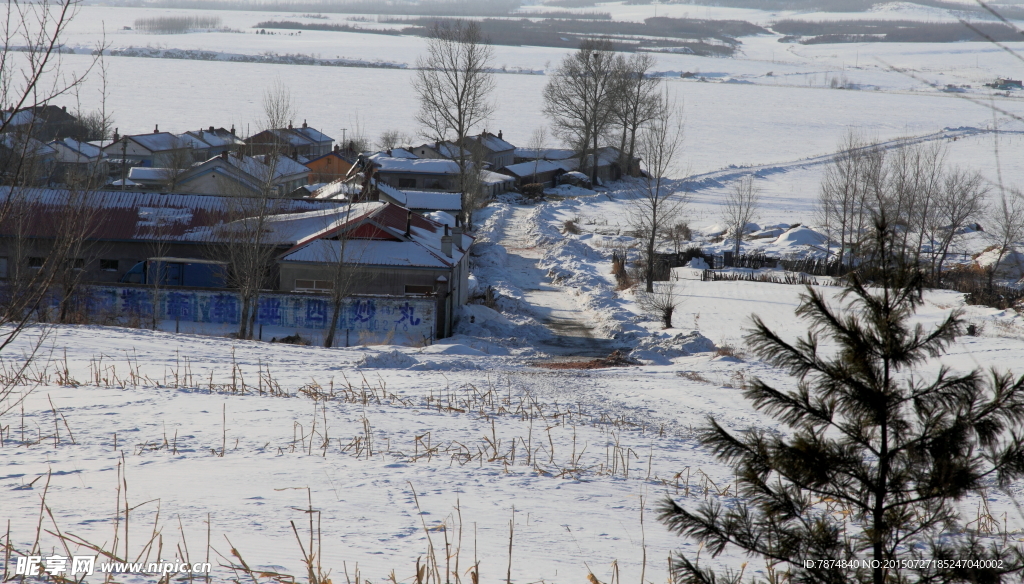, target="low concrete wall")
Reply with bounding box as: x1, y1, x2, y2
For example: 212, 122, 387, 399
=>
78, 286, 437, 344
